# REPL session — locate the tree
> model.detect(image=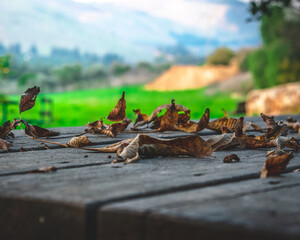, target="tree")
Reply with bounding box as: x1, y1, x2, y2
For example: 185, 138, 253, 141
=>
247, 1, 300, 88
206, 47, 235, 66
